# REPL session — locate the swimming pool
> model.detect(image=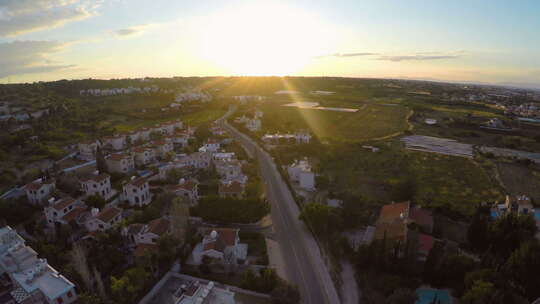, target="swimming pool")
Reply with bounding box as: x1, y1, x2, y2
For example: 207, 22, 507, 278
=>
416, 288, 452, 304
535, 210, 540, 222
490, 210, 499, 219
